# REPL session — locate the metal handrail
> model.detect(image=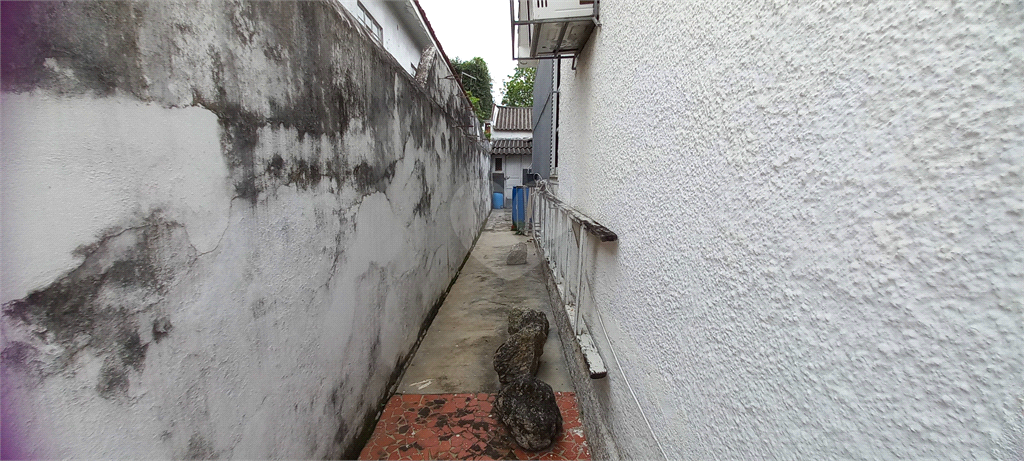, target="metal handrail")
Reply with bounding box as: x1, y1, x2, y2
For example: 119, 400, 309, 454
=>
527, 182, 612, 379
532, 188, 617, 242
